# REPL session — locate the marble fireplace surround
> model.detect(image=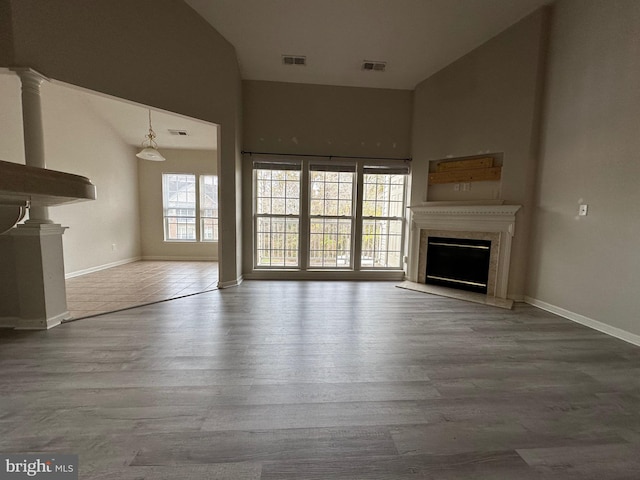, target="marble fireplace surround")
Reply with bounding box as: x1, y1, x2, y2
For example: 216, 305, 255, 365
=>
408, 202, 521, 300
